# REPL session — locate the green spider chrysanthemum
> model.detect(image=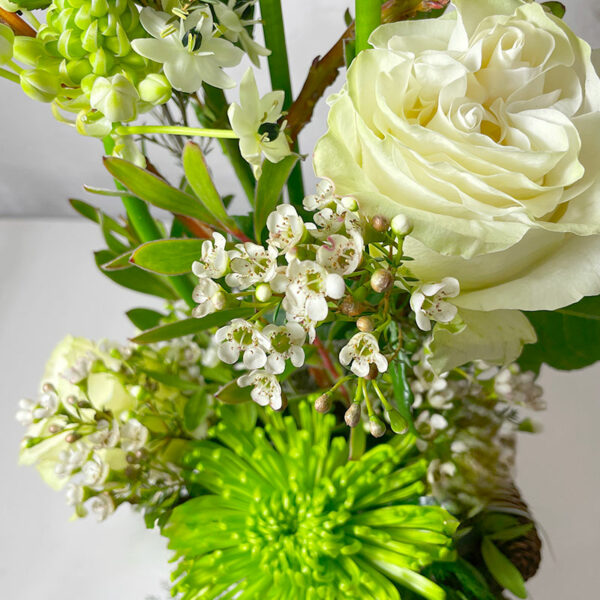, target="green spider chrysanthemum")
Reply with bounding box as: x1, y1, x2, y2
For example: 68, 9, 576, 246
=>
164, 403, 459, 600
